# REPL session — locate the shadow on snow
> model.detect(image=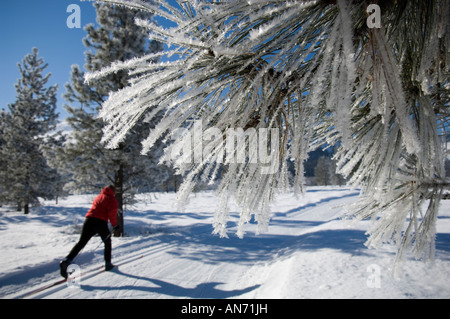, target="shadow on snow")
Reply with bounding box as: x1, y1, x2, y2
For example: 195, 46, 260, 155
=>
81, 268, 260, 298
